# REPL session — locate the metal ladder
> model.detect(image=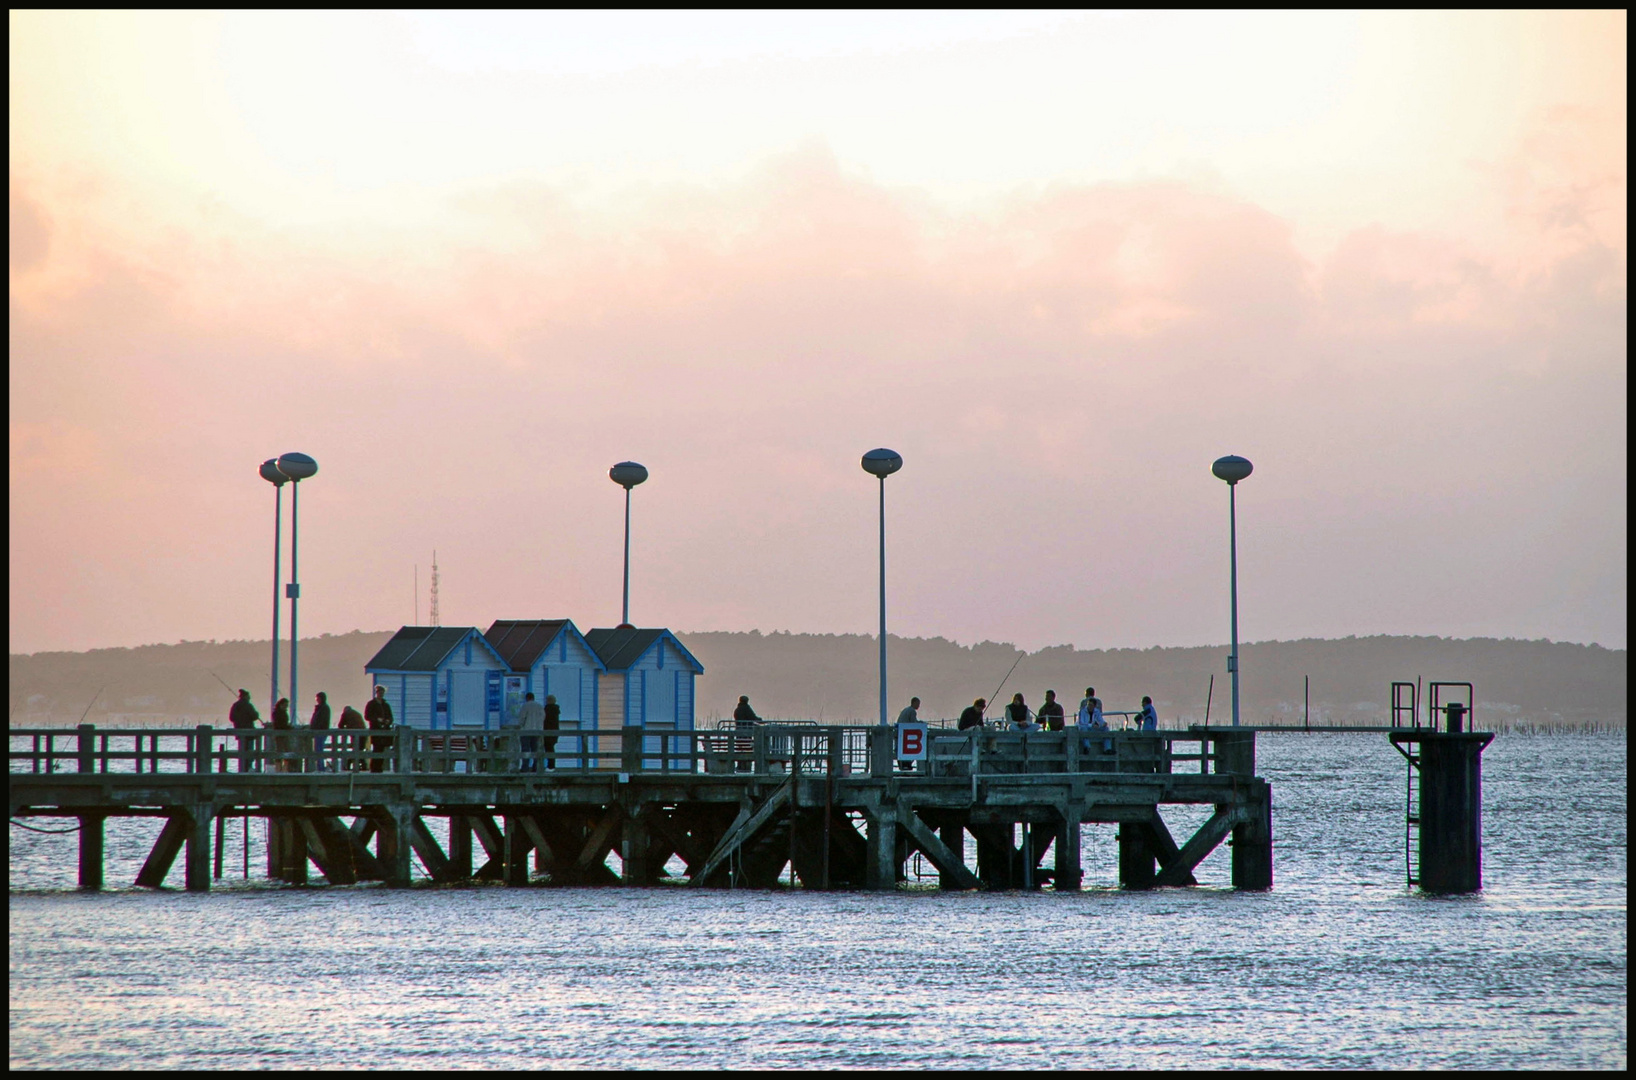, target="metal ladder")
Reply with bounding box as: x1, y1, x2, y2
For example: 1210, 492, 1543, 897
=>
1391, 682, 1421, 886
